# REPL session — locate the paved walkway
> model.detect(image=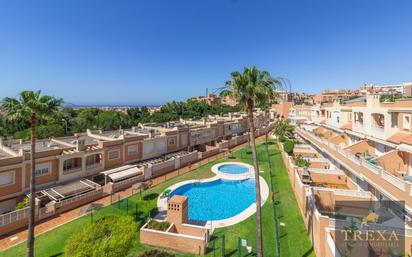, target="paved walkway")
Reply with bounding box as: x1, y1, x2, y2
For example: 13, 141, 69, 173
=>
0, 138, 261, 251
